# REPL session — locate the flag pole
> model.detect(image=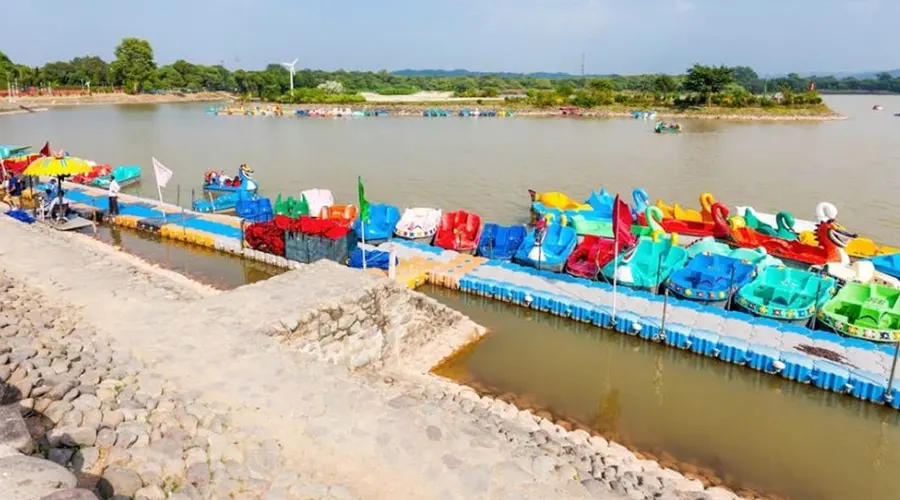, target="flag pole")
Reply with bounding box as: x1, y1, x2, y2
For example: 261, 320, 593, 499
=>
611, 217, 619, 327
361, 219, 367, 270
